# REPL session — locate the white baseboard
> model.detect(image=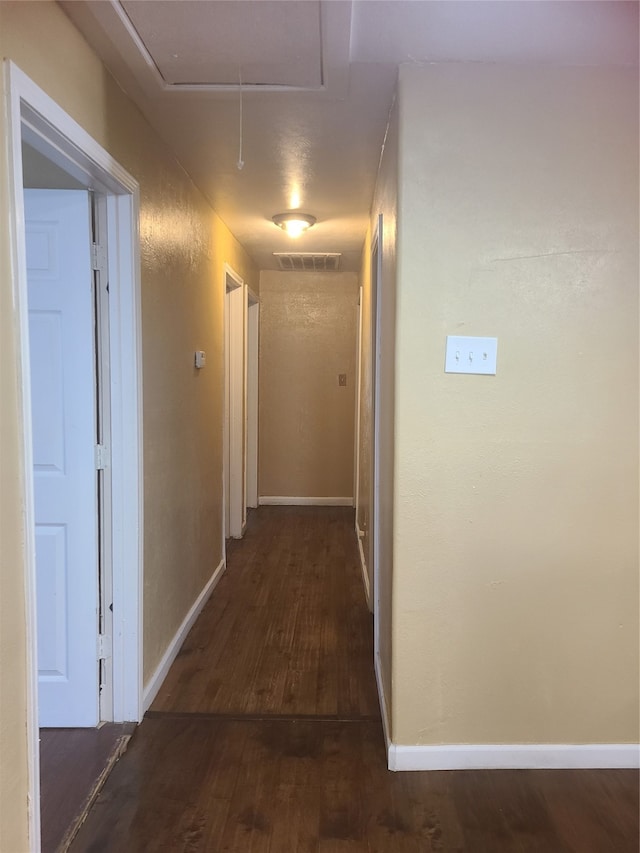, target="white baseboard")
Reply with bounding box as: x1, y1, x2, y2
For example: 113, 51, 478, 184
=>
143, 558, 225, 711
388, 742, 640, 772
355, 524, 371, 609
259, 496, 353, 506
375, 653, 391, 755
